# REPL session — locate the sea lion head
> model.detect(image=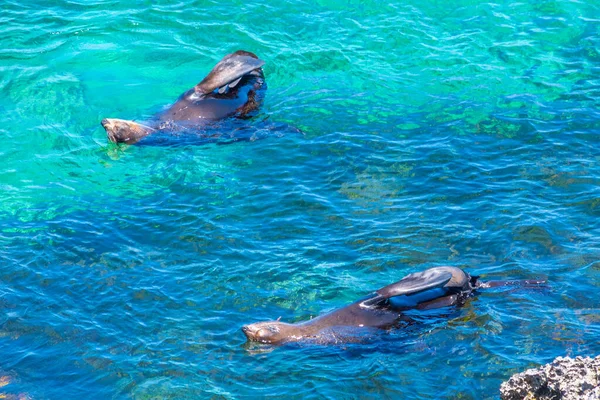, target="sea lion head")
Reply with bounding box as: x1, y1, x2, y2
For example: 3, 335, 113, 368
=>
101, 118, 155, 144
241, 321, 298, 344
